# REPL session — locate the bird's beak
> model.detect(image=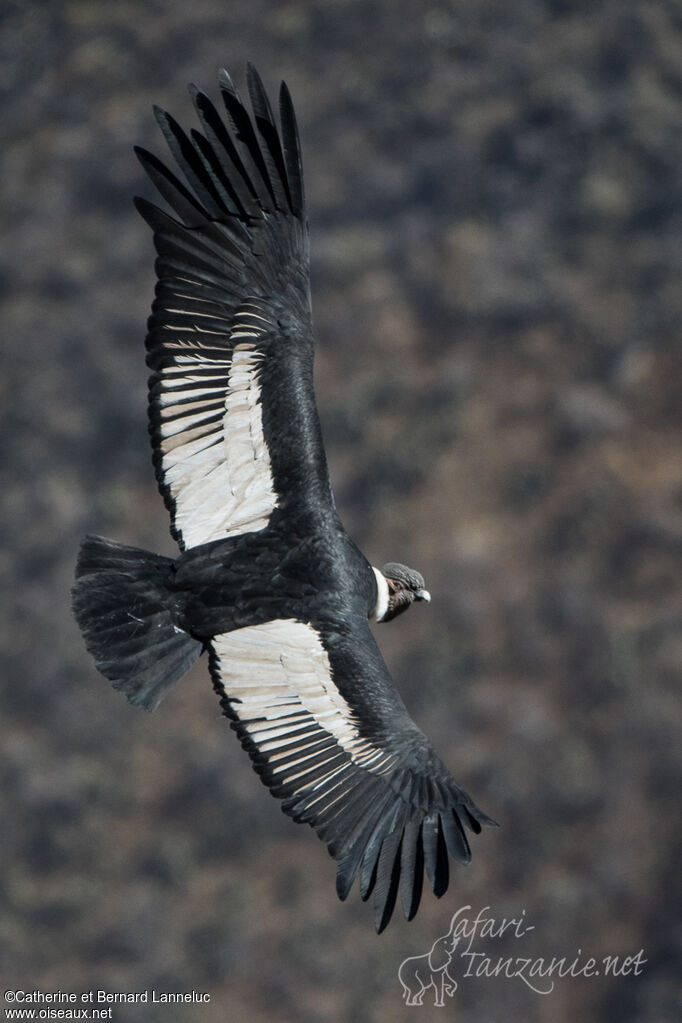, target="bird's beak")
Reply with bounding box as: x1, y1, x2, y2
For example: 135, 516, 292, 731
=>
415, 589, 431, 603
